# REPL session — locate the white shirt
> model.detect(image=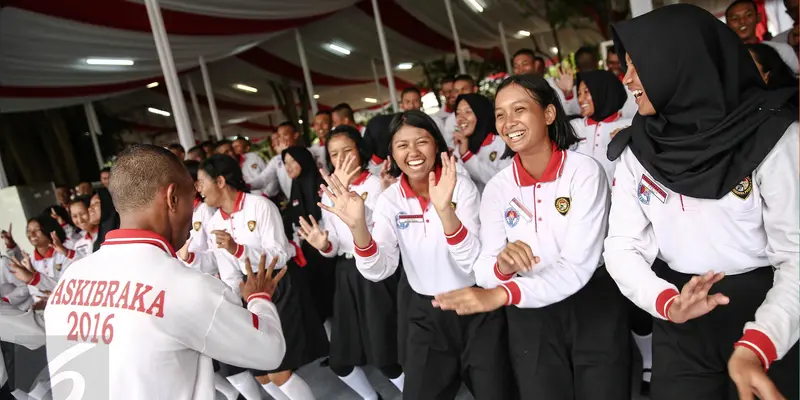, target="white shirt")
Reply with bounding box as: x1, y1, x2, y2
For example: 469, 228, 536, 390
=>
28, 246, 79, 294
320, 172, 384, 258
44, 229, 285, 400
187, 193, 294, 297
570, 113, 632, 187
186, 201, 217, 274
308, 144, 330, 174
72, 230, 99, 259
432, 109, 451, 139
239, 153, 268, 196
354, 171, 482, 296
455, 133, 512, 193
443, 113, 458, 151
604, 123, 799, 368
0, 250, 31, 310
250, 149, 327, 199
474, 150, 609, 308
762, 40, 799, 75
